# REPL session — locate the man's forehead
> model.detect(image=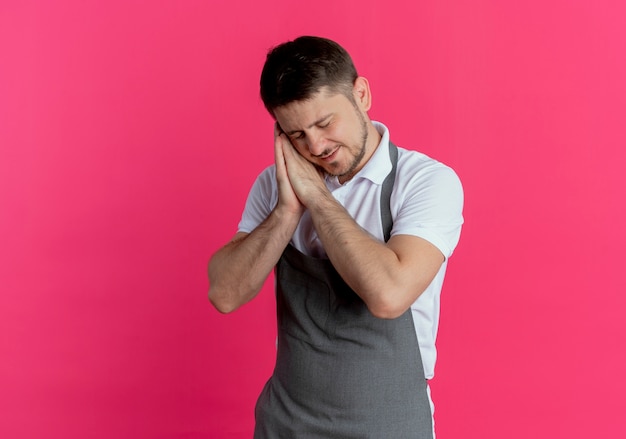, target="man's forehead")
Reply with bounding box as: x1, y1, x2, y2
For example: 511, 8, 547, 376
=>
274, 89, 348, 129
